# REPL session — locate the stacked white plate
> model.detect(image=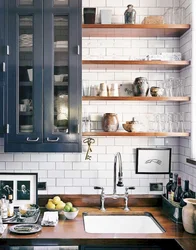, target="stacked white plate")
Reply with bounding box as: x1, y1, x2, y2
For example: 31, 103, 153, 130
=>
54, 41, 68, 48
19, 34, 33, 47
20, 125, 33, 133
